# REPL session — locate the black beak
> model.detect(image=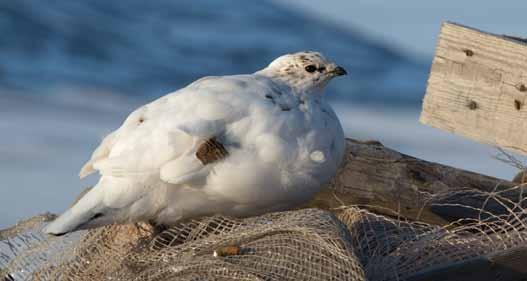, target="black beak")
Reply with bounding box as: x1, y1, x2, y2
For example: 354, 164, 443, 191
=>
332, 66, 347, 76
